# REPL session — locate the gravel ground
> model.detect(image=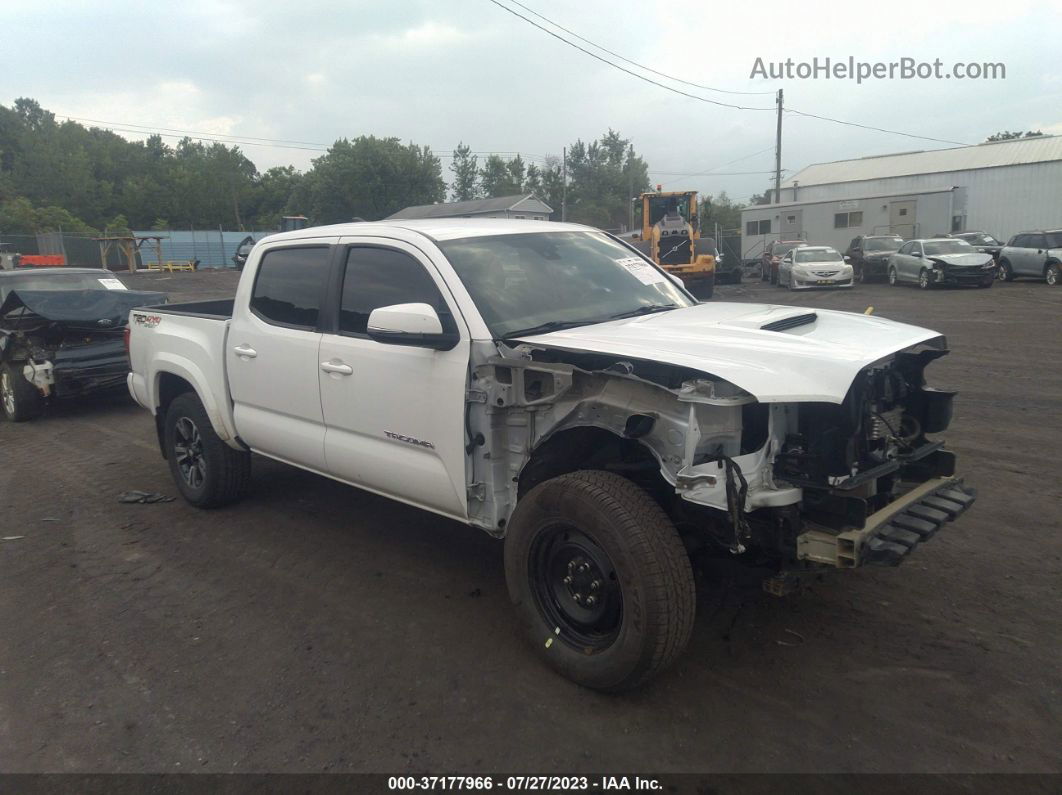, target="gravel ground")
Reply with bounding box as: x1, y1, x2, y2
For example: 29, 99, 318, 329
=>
1, 268, 1059, 774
